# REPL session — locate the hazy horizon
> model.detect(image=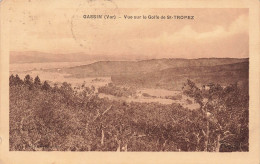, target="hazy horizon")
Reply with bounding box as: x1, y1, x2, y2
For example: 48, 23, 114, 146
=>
10, 50, 249, 64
